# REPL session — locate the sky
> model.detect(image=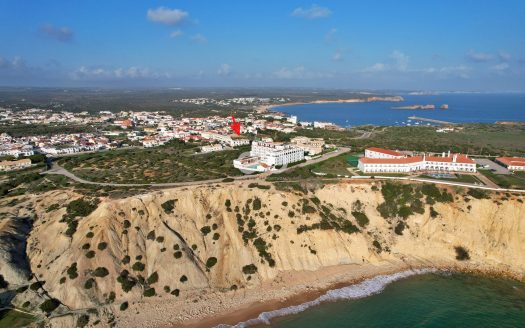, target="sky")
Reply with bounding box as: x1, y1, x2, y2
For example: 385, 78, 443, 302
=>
0, 0, 524, 91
